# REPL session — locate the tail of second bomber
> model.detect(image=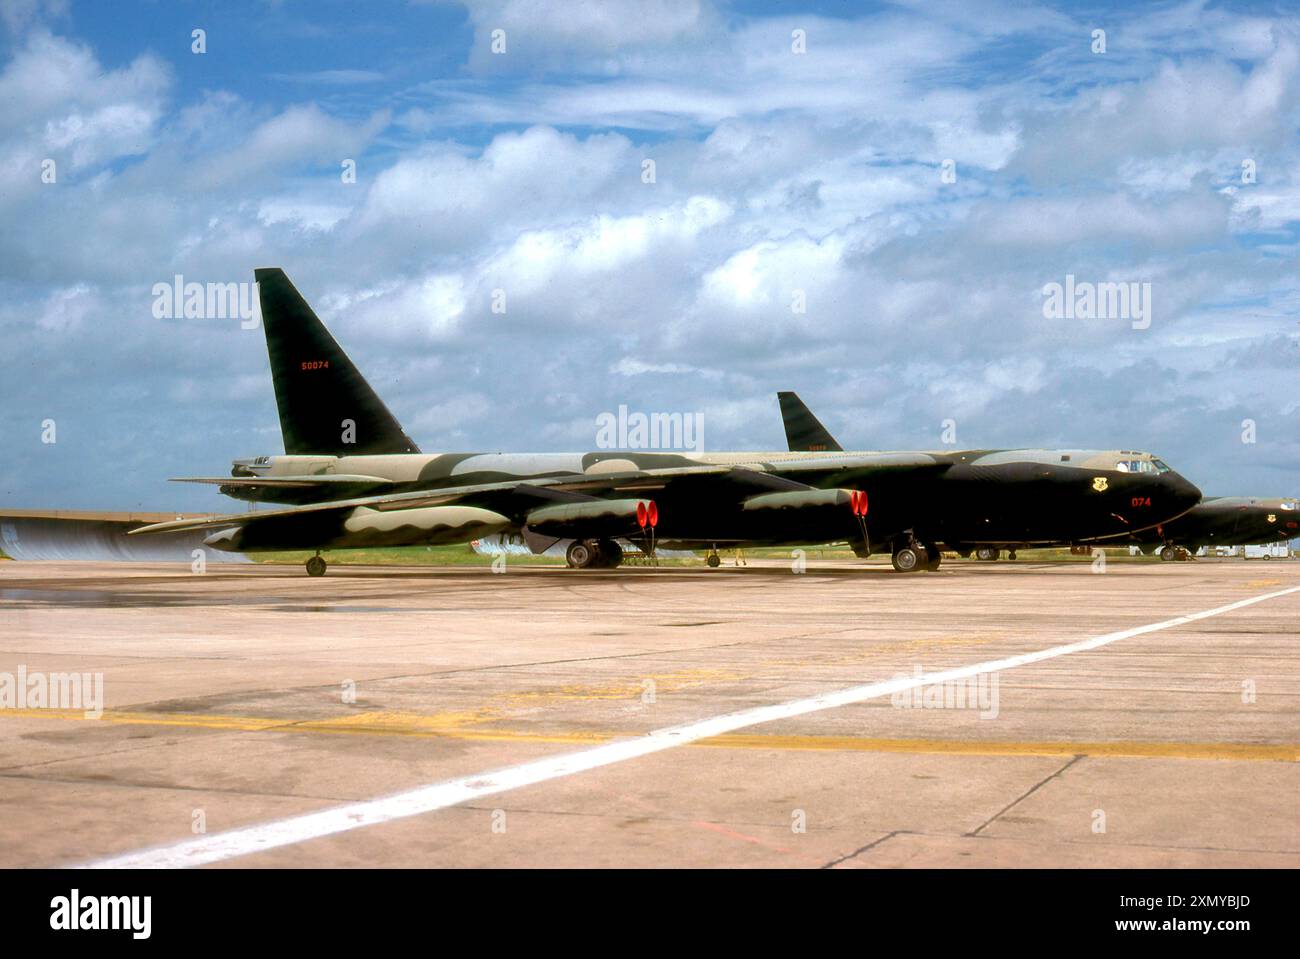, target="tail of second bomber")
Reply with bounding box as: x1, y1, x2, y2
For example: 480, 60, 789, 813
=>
254, 267, 420, 456
777, 391, 843, 452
